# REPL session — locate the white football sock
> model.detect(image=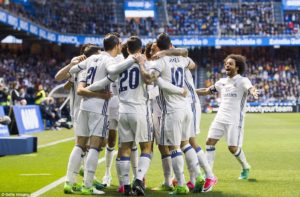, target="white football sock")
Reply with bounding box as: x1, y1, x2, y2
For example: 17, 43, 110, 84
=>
182, 144, 200, 184
234, 148, 250, 169
119, 156, 131, 185
162, 155, 172, 186
171, 149, 186, 186
84, 148, 99, 188
130, 146, 138, 179
104, 146, 115, 177
136, 153, 151, 181
206, 145, 216, 170
195, 147, 214, 178
66, 145, 84, 184
116, 158, 123, 186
